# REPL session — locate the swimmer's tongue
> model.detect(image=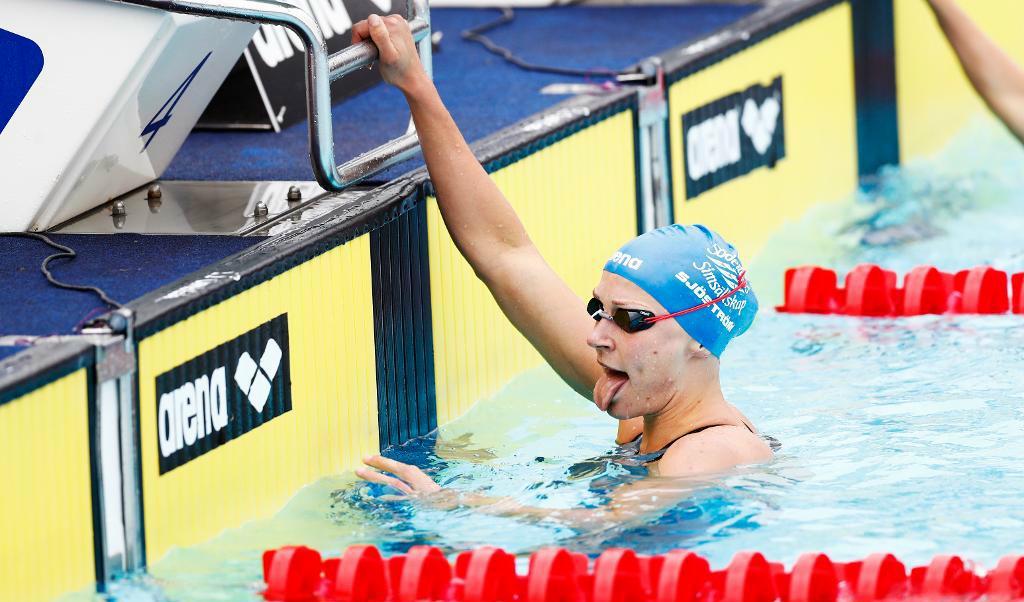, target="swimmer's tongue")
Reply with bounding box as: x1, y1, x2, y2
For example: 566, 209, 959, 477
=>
593, 369, 629, 412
